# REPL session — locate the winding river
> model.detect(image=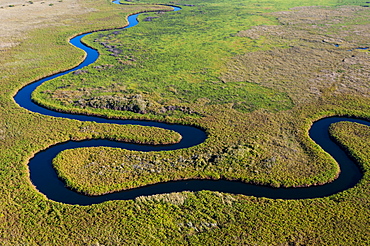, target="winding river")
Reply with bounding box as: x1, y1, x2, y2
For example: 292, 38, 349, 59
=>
14, 4, 370, 205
